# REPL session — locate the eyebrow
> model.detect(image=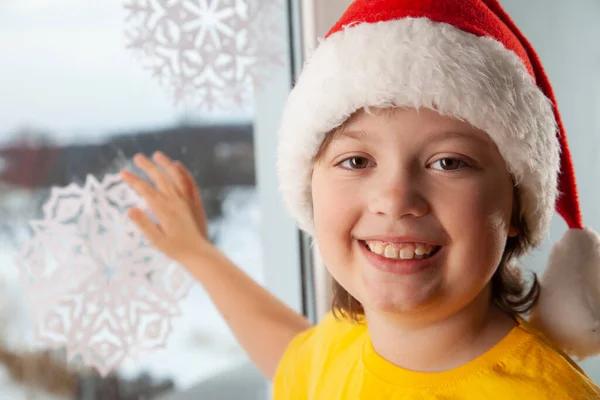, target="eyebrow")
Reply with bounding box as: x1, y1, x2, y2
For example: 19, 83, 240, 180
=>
332, 129, 371, 142
333, 128, 490, 146
428, 130, 491, 146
